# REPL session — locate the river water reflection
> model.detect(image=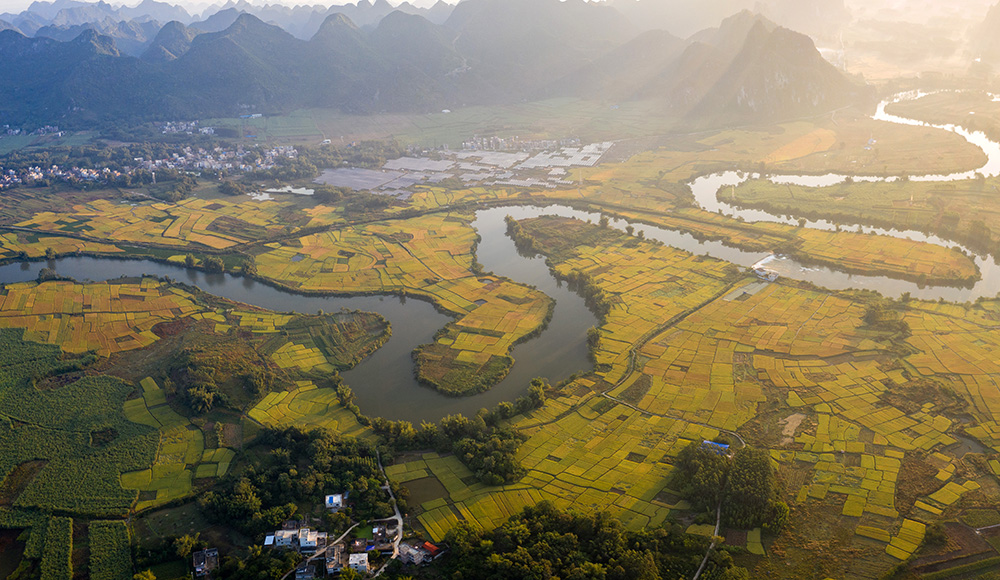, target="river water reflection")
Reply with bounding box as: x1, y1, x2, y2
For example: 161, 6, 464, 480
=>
0, 93, 995, 419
